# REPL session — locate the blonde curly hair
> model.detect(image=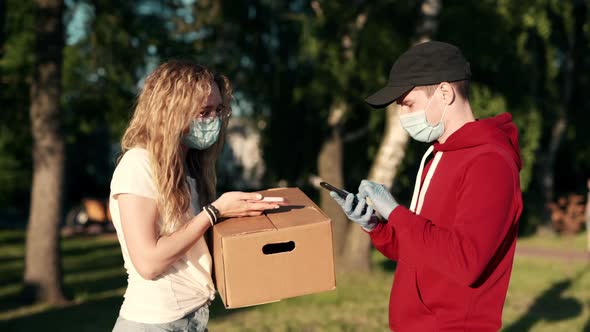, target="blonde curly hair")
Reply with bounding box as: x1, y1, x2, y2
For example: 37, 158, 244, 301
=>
120, 60, 231, 235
